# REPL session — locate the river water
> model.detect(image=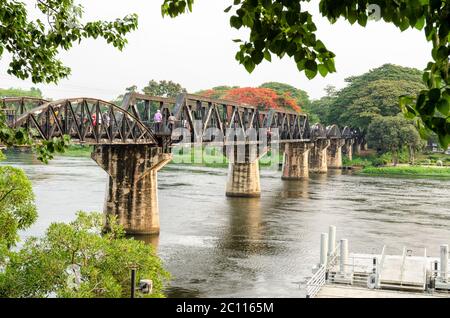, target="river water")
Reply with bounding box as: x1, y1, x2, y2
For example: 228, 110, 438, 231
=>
4, 150, 450, 297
